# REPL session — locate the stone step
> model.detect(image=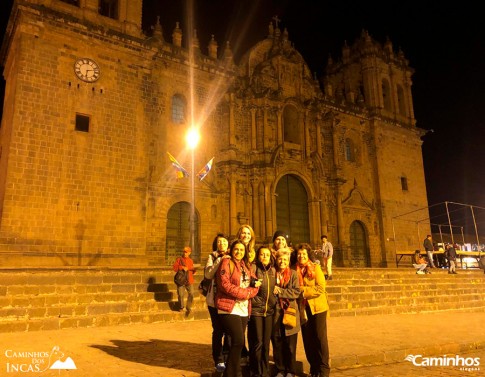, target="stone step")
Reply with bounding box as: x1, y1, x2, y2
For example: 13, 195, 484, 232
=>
0, 307, 211, 333
0, 267, 483, 333
331, 299, 485, 317
329, 292, 485, 310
